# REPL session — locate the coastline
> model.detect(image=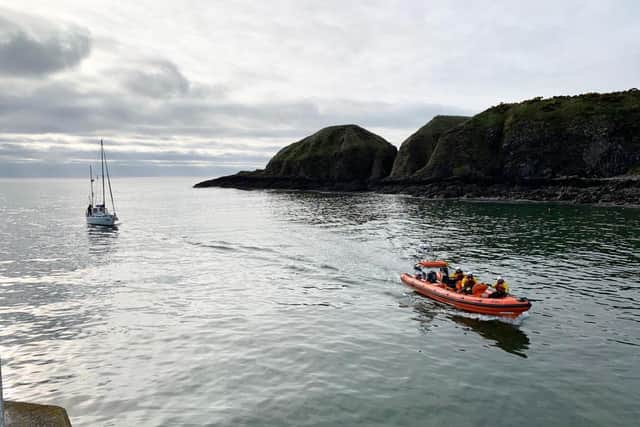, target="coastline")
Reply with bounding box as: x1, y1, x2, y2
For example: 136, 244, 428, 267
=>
193, 175, 640, 207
